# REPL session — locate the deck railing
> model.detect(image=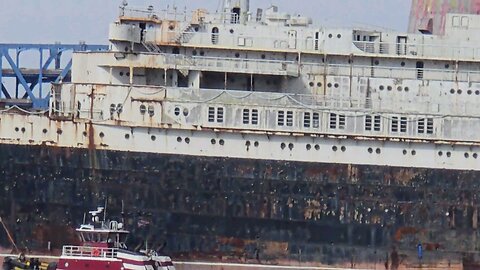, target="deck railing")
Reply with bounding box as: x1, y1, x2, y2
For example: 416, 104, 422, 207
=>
62, 245, 117, 259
